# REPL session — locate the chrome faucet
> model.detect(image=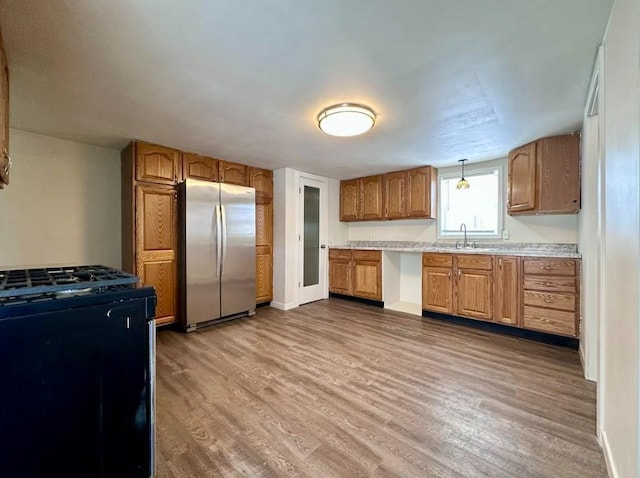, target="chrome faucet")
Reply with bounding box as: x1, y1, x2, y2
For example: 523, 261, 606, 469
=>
459, 223, 467, 249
